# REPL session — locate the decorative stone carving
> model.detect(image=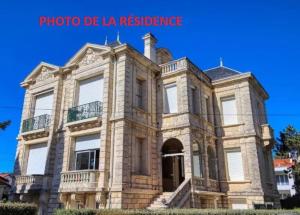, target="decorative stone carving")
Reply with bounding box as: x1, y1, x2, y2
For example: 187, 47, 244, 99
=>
36, 67, 53, 82
78, 48, 102, 66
